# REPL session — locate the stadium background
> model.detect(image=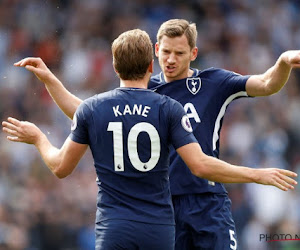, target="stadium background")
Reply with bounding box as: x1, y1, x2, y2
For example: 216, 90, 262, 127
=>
0, 0, 300, 249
